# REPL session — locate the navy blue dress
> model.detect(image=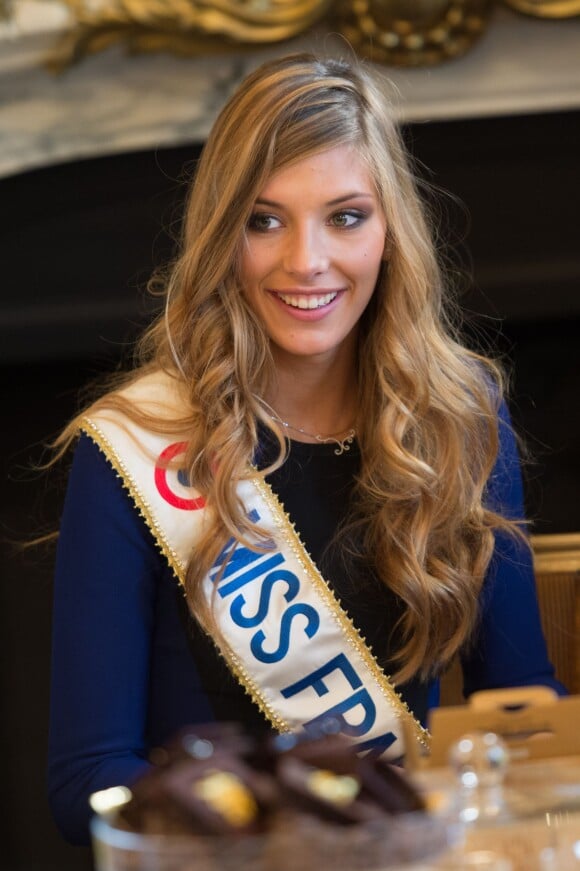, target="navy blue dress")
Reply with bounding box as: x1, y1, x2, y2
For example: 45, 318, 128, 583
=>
48, 402, 565, 844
